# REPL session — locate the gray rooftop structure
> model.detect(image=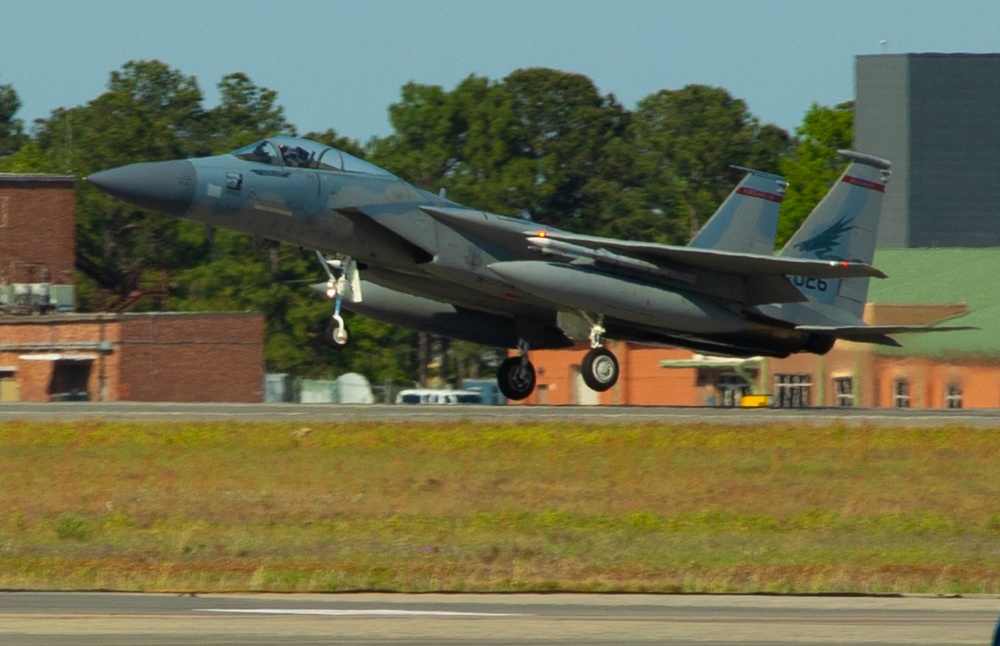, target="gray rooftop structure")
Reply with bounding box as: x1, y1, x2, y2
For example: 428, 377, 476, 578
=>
855, 53, 1000, 248
0, 174, 76, 184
